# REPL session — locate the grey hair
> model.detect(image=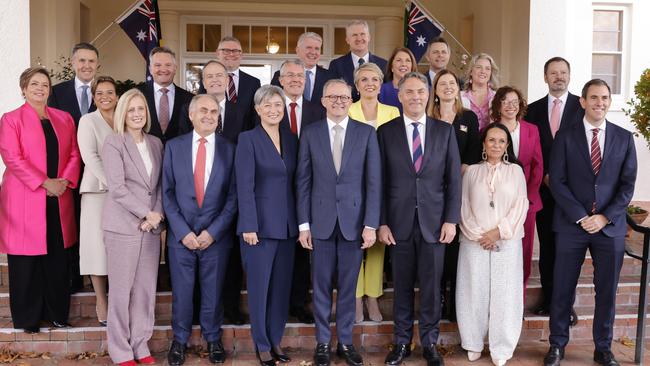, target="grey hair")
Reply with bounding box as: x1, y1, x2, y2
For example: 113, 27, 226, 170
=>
201, 60, 227, 77
322, 79, 352, 96
280, 59, 304, 75
353, 62, 384, 85
188, 94, 220, 114
254, 85, 285, 107
297, 32, 323, 47
346, 20, 369, 36
218, 36, 242, 48
148, 46, 176, 65
397, 72, 428, 91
